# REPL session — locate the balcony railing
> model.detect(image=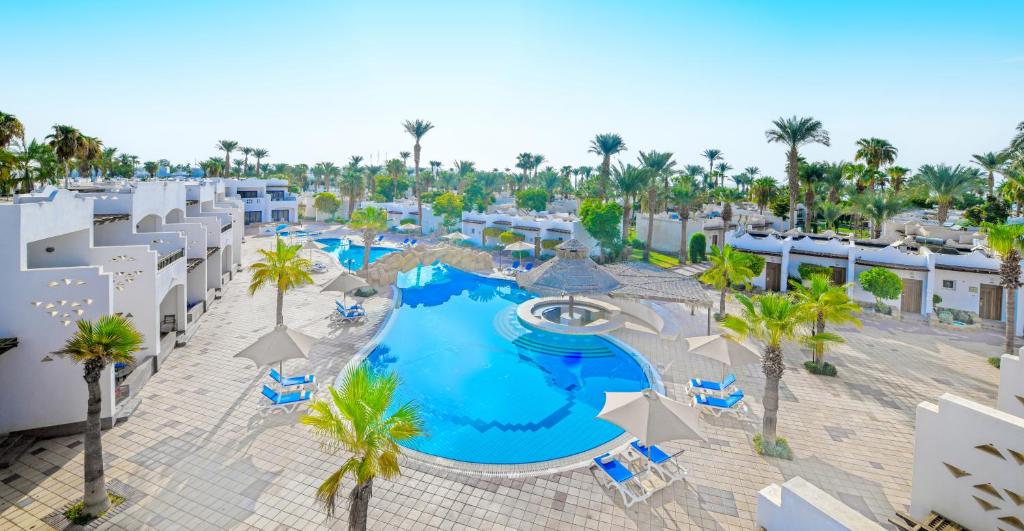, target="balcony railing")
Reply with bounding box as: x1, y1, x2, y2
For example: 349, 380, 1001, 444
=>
242, 197, 264, 204
221, 222, 232, 233
157, 248, 185, 270
270, 195, 297, 202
